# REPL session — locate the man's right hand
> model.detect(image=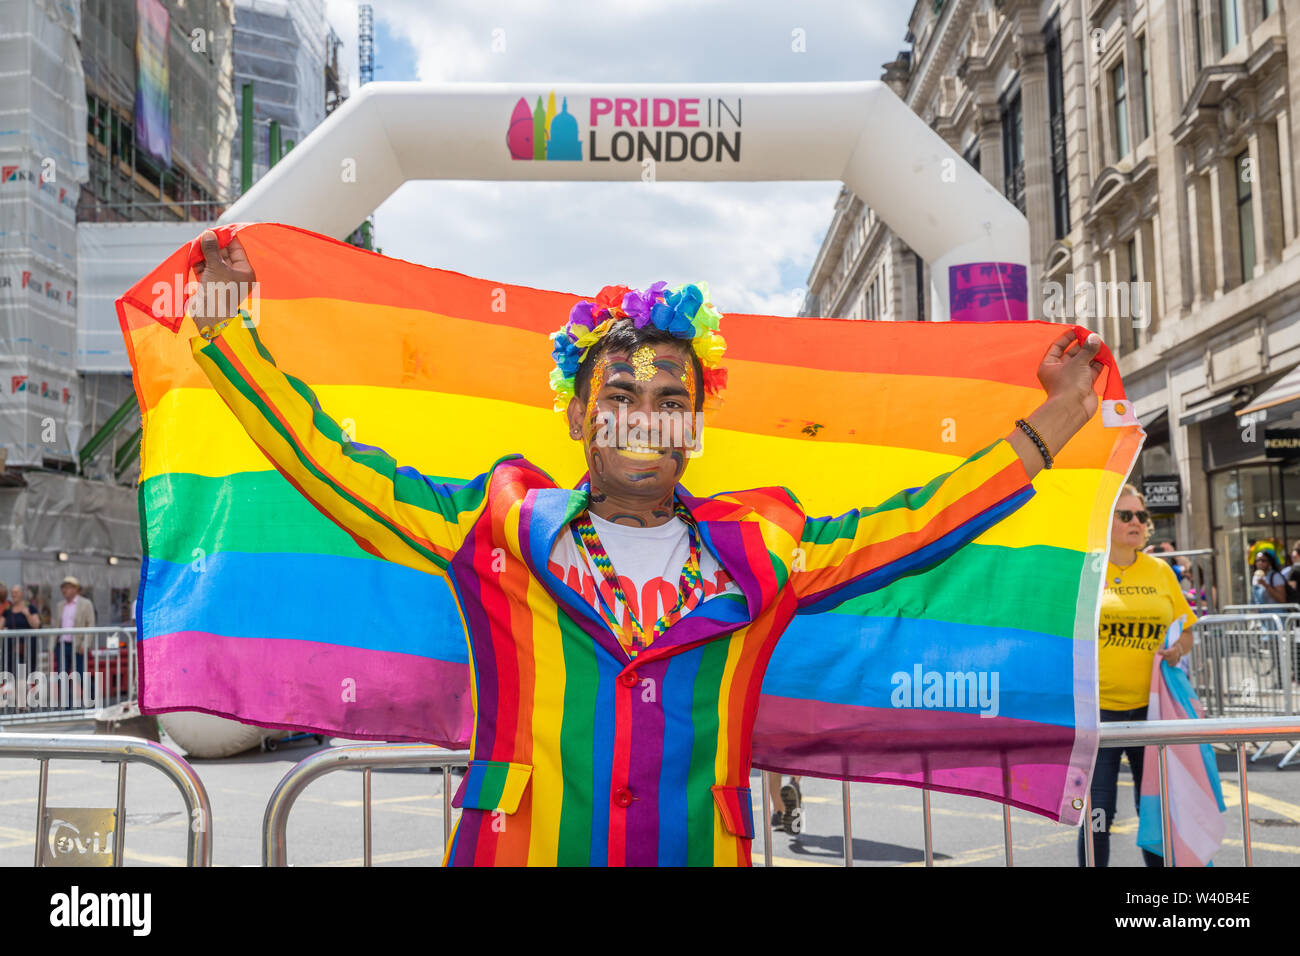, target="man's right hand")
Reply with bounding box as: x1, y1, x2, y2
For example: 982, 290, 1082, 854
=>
192, 229, 257, 321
